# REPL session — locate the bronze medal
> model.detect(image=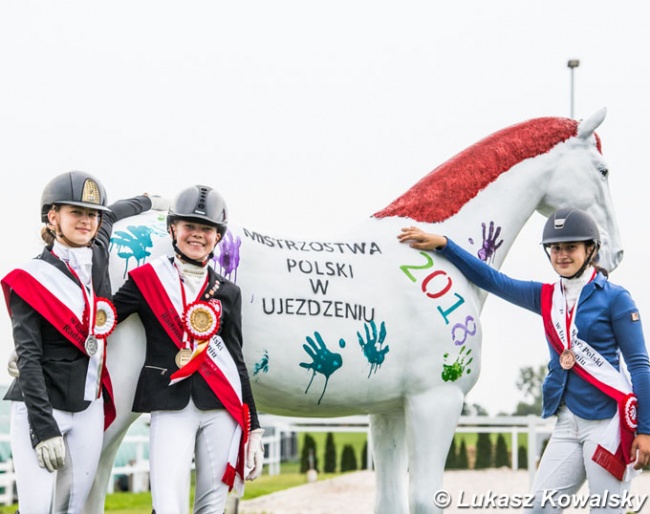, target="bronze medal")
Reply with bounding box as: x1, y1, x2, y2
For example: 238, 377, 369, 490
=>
559, 349, 575, 370
85, 335, 98, 356
175, 348, 193, 369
